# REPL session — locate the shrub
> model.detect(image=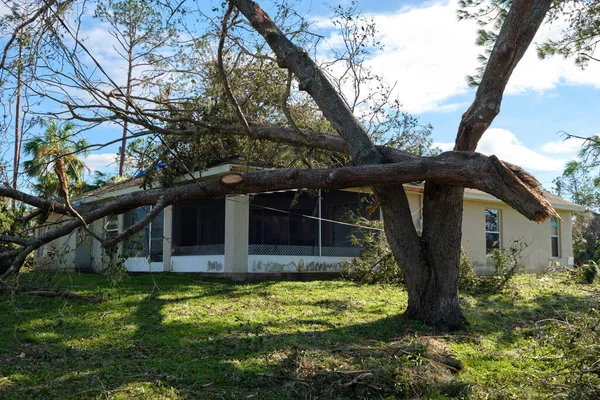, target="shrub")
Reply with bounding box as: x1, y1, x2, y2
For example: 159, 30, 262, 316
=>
341, 219, 404, 285
459, 239, 528, 294
458, 250, 478, 290
579, 261, 600, 284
